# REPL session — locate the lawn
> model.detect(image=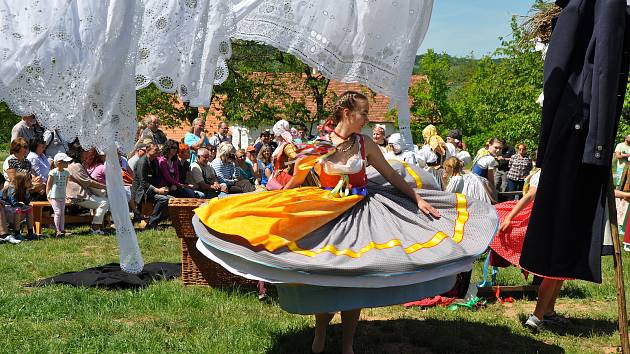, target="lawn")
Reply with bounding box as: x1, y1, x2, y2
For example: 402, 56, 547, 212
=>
0, 224, 628, 353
